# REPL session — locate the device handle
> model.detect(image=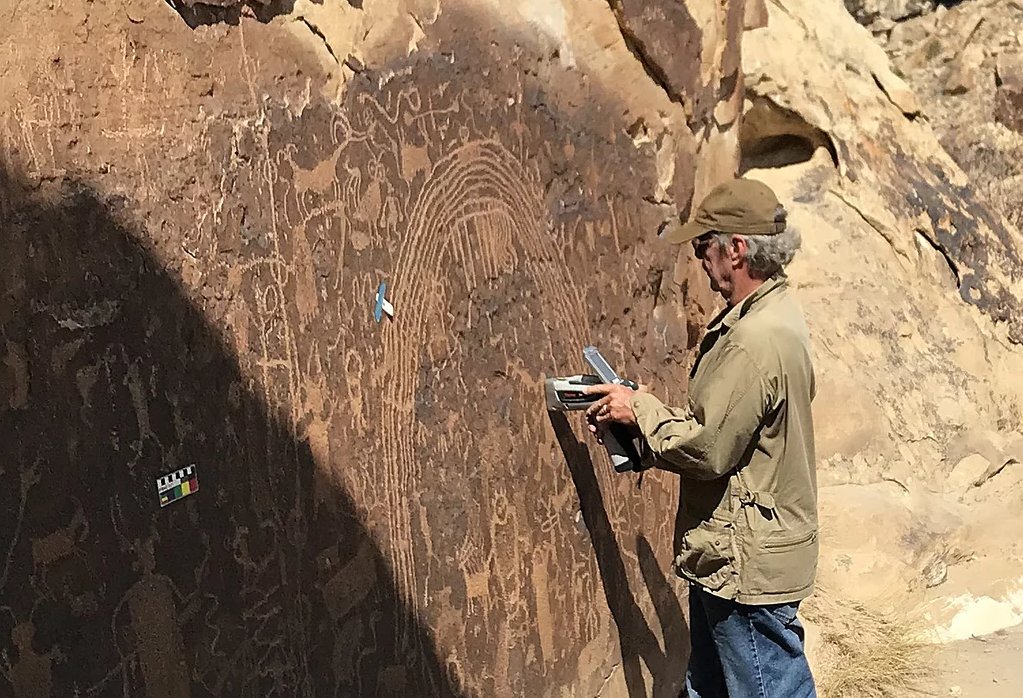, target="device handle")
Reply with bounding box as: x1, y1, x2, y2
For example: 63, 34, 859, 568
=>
602, 424, 643, 473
